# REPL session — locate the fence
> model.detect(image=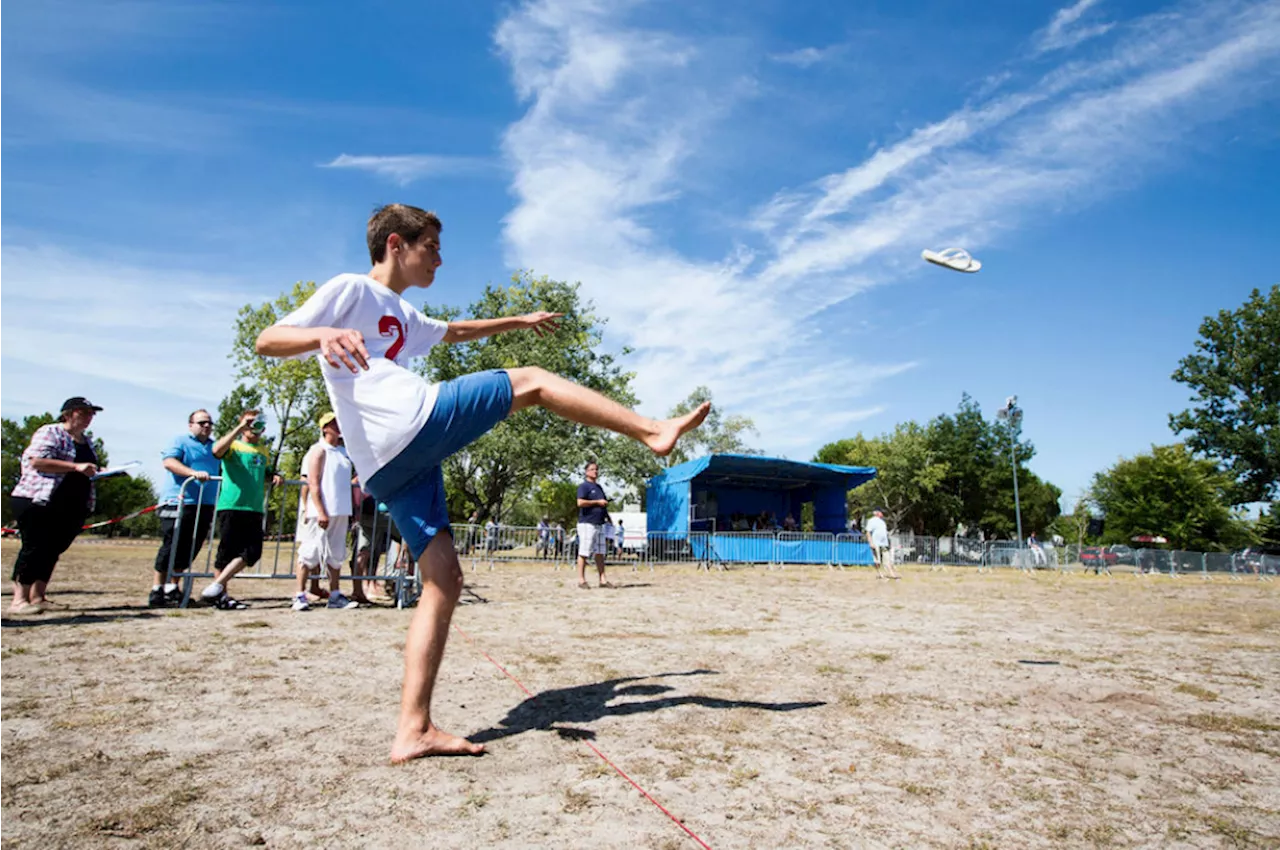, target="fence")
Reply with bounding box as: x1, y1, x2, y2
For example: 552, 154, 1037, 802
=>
158, 477, 1277, 600
165, 477, 421, 607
